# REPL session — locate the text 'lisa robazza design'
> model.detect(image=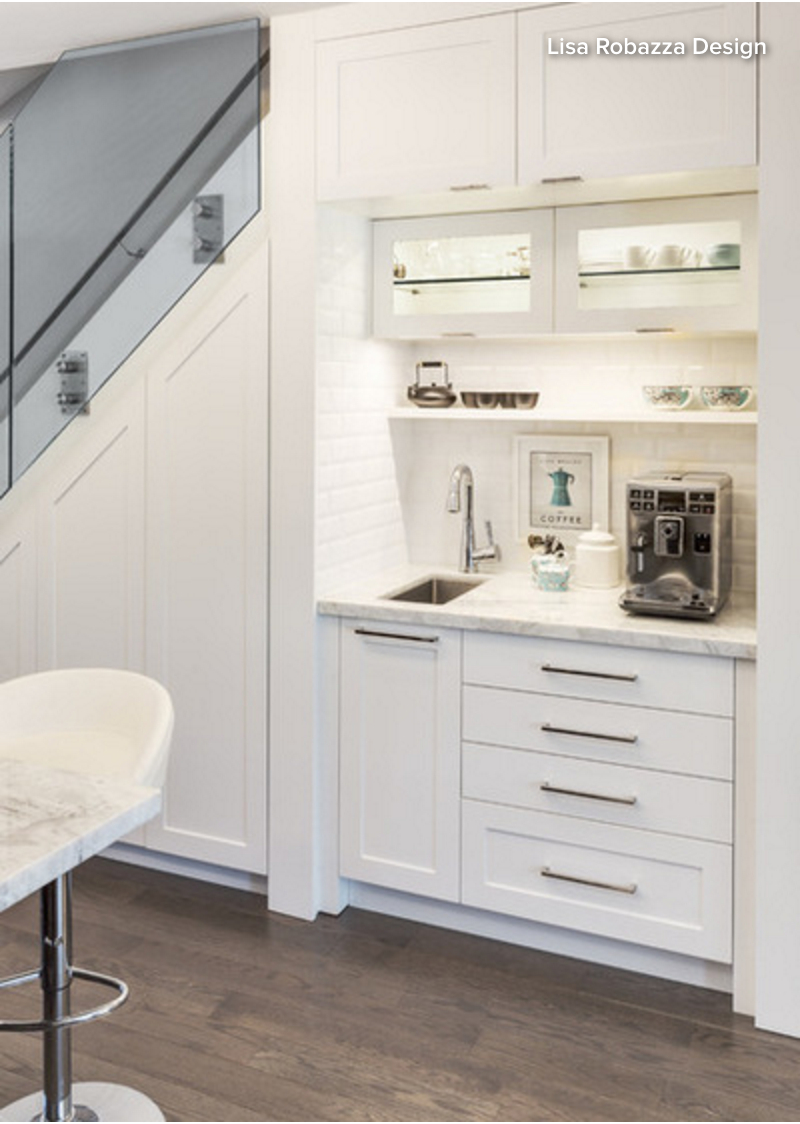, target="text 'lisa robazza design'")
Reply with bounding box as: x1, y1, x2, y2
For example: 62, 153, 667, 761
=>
548, 38, 766, 59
